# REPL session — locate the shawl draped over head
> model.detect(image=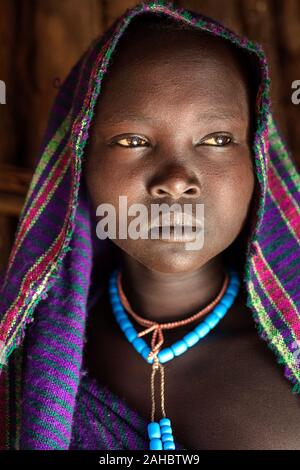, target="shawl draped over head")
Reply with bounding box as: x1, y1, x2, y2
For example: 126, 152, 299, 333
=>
0, 0, 299, 450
